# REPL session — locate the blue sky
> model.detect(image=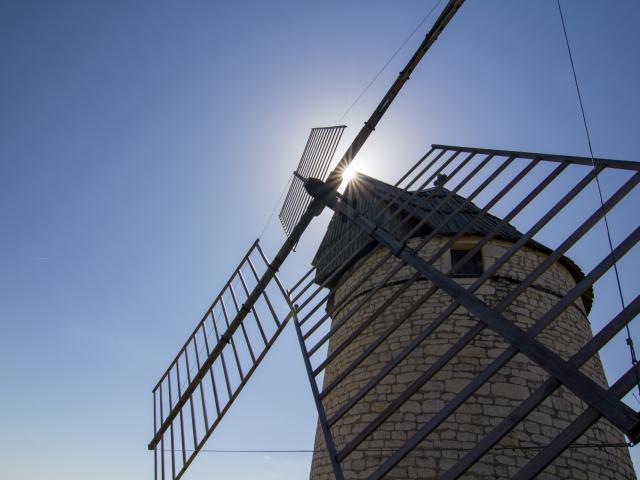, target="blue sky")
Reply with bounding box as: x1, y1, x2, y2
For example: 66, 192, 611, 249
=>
1, 1, 639, 479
